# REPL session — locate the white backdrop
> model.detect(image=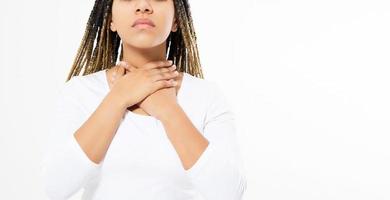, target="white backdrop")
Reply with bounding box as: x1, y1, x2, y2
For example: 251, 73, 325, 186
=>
1, 0, 389, 199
